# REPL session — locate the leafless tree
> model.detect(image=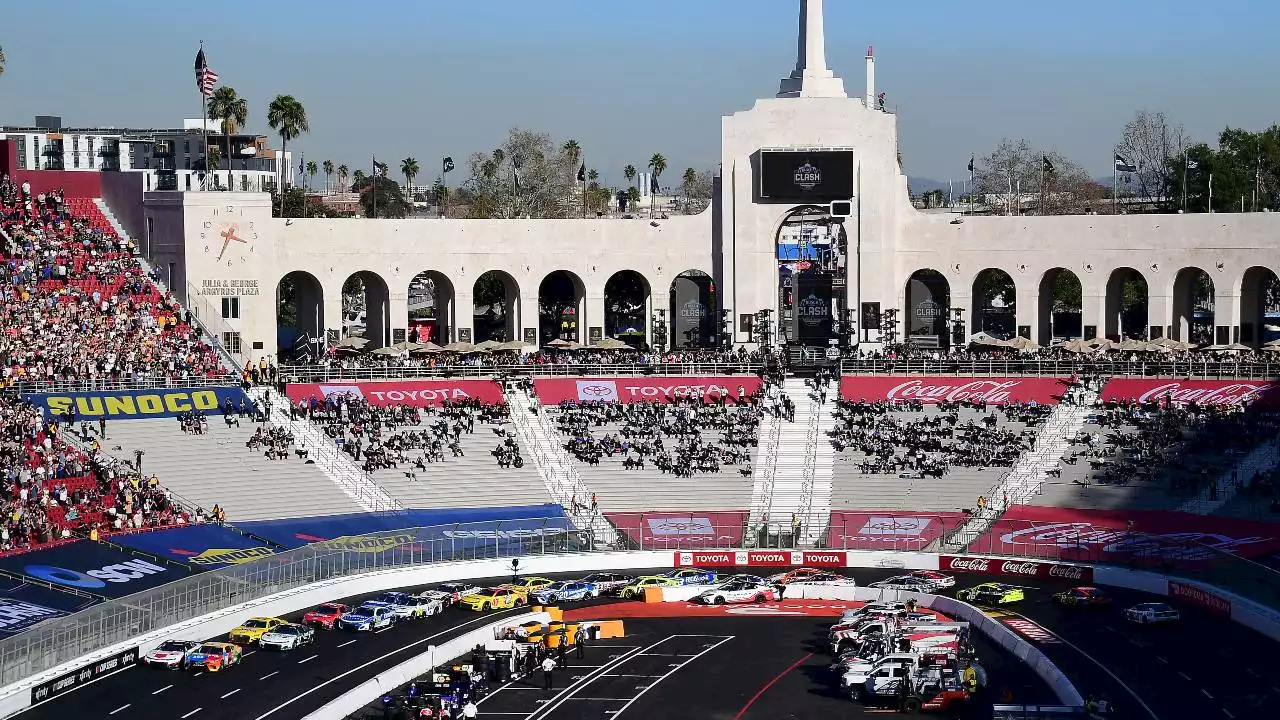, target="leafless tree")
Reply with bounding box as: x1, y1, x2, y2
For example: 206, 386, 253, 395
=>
465, 128, 579, 219
973, 139, 1105, 215
1116, 110, 1191, 203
